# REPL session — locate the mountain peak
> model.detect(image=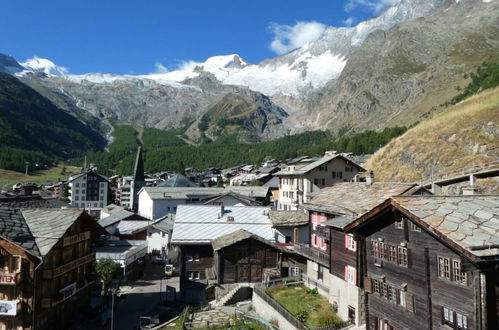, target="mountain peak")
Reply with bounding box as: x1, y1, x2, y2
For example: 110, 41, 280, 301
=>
20, 56, 68, 76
